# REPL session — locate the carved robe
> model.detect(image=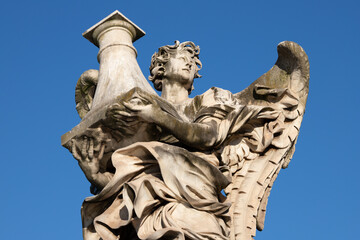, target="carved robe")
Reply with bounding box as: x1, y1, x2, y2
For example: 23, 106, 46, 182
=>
81, 87, 291, 240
